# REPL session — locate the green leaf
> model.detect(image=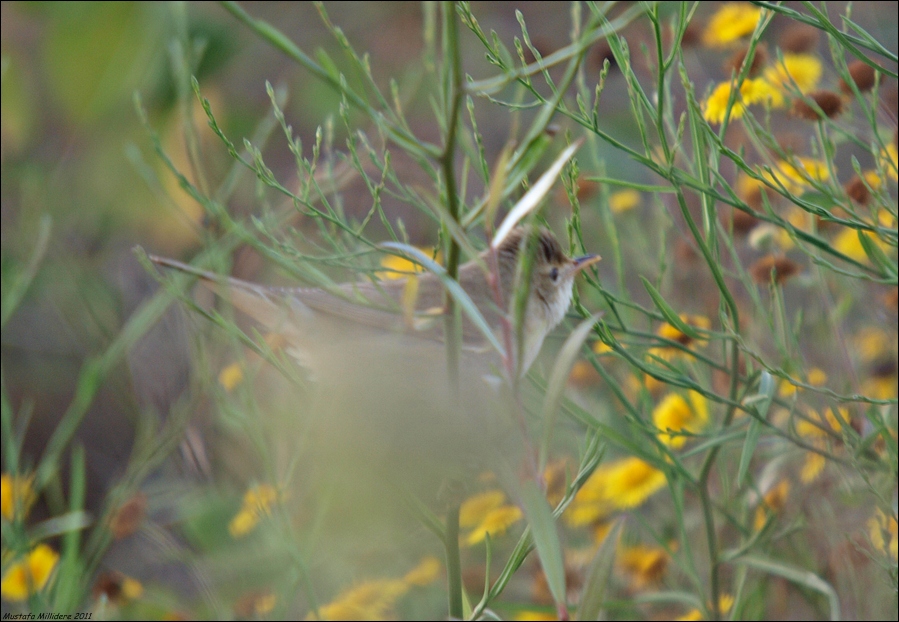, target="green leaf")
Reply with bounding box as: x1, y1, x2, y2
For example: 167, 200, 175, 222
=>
577, 518, 623, 621
540, 314, 601, 471
2, 215, 51, 328
735, 555, 841, 621
520, 481, 567, 614
738, 371, 776, 485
